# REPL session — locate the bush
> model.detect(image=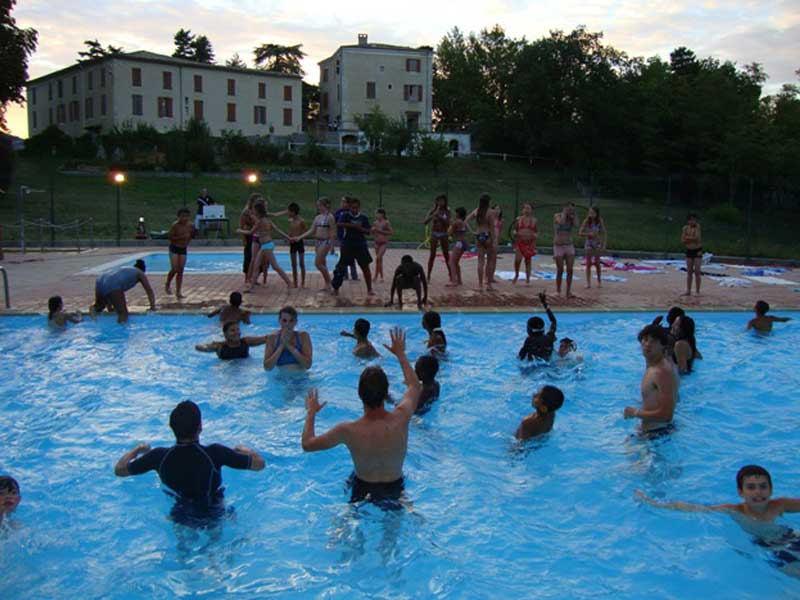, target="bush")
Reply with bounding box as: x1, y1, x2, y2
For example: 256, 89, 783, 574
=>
22, 125, 73, 157
706, 204, 741, 224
